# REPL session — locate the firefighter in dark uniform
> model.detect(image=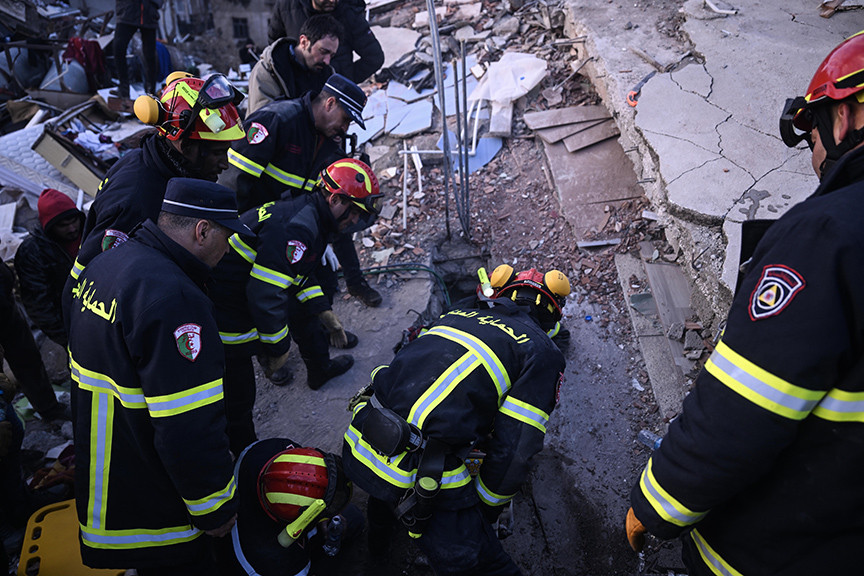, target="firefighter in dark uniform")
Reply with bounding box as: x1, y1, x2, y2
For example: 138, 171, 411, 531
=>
219, 73, 384, 309
342, 265, 570, 576
209, 158, 383, 456
63, 179, 249, 574
70, 73, 245, 284
218, 437, 363, 575
626, 31, 864, 575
